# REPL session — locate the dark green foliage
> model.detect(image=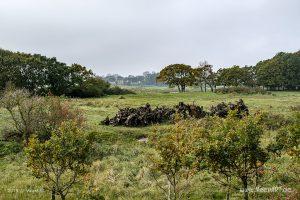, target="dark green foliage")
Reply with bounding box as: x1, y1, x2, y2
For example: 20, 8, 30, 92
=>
0, 48, 132, 97
1, 128, 23, 142
267, 112, 300, 156
106, 86, 135, 95
67, 77, 110, 98
0, 141, 22, 157
256, 51, 300, 90
216, 65, 254, 87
